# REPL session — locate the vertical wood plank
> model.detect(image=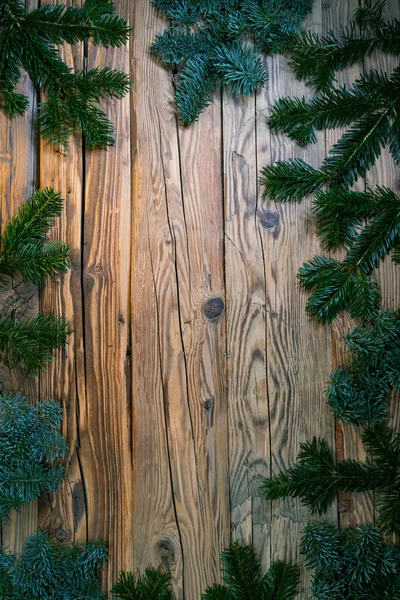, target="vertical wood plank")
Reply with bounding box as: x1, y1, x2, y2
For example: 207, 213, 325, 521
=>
0, 0, 38, 552
132, 2, 229, 597
38, 1, 87, 545
131, 3, 185, 594
177, 98, 229, 596
223, 89, 271, 566
80, 0, 132, 587
256, 3, 336, 596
